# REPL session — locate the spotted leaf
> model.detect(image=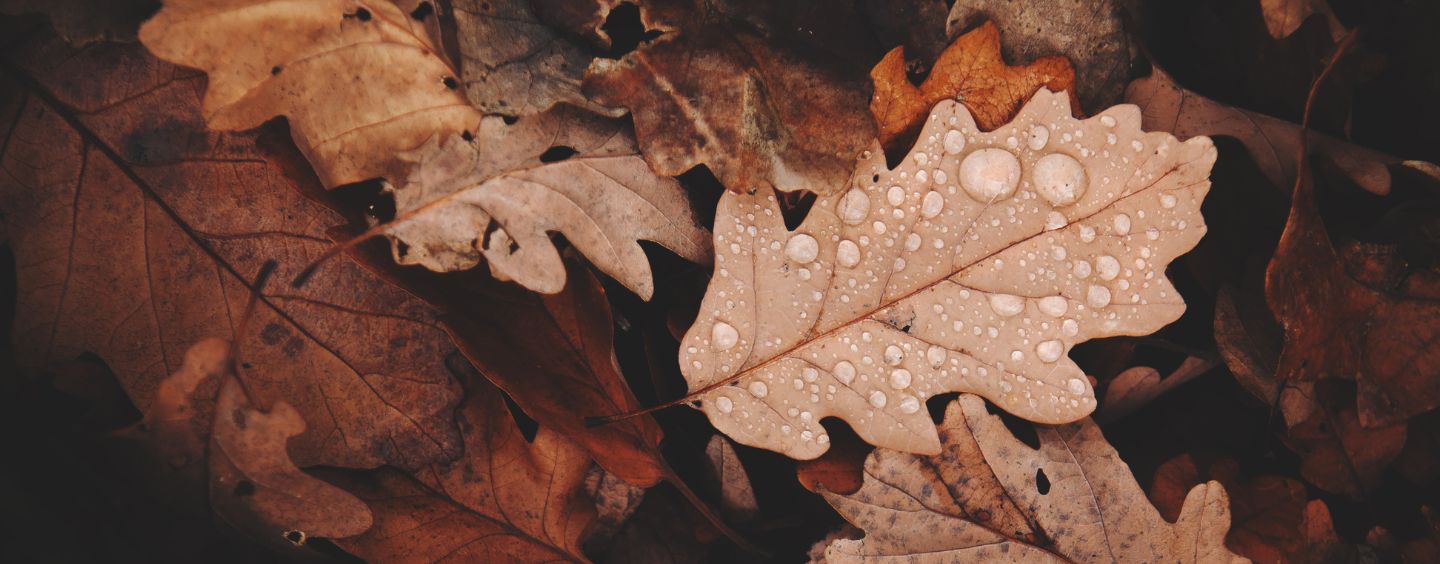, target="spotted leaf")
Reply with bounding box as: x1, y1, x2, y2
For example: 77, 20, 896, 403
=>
679, 89, 1215, 458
